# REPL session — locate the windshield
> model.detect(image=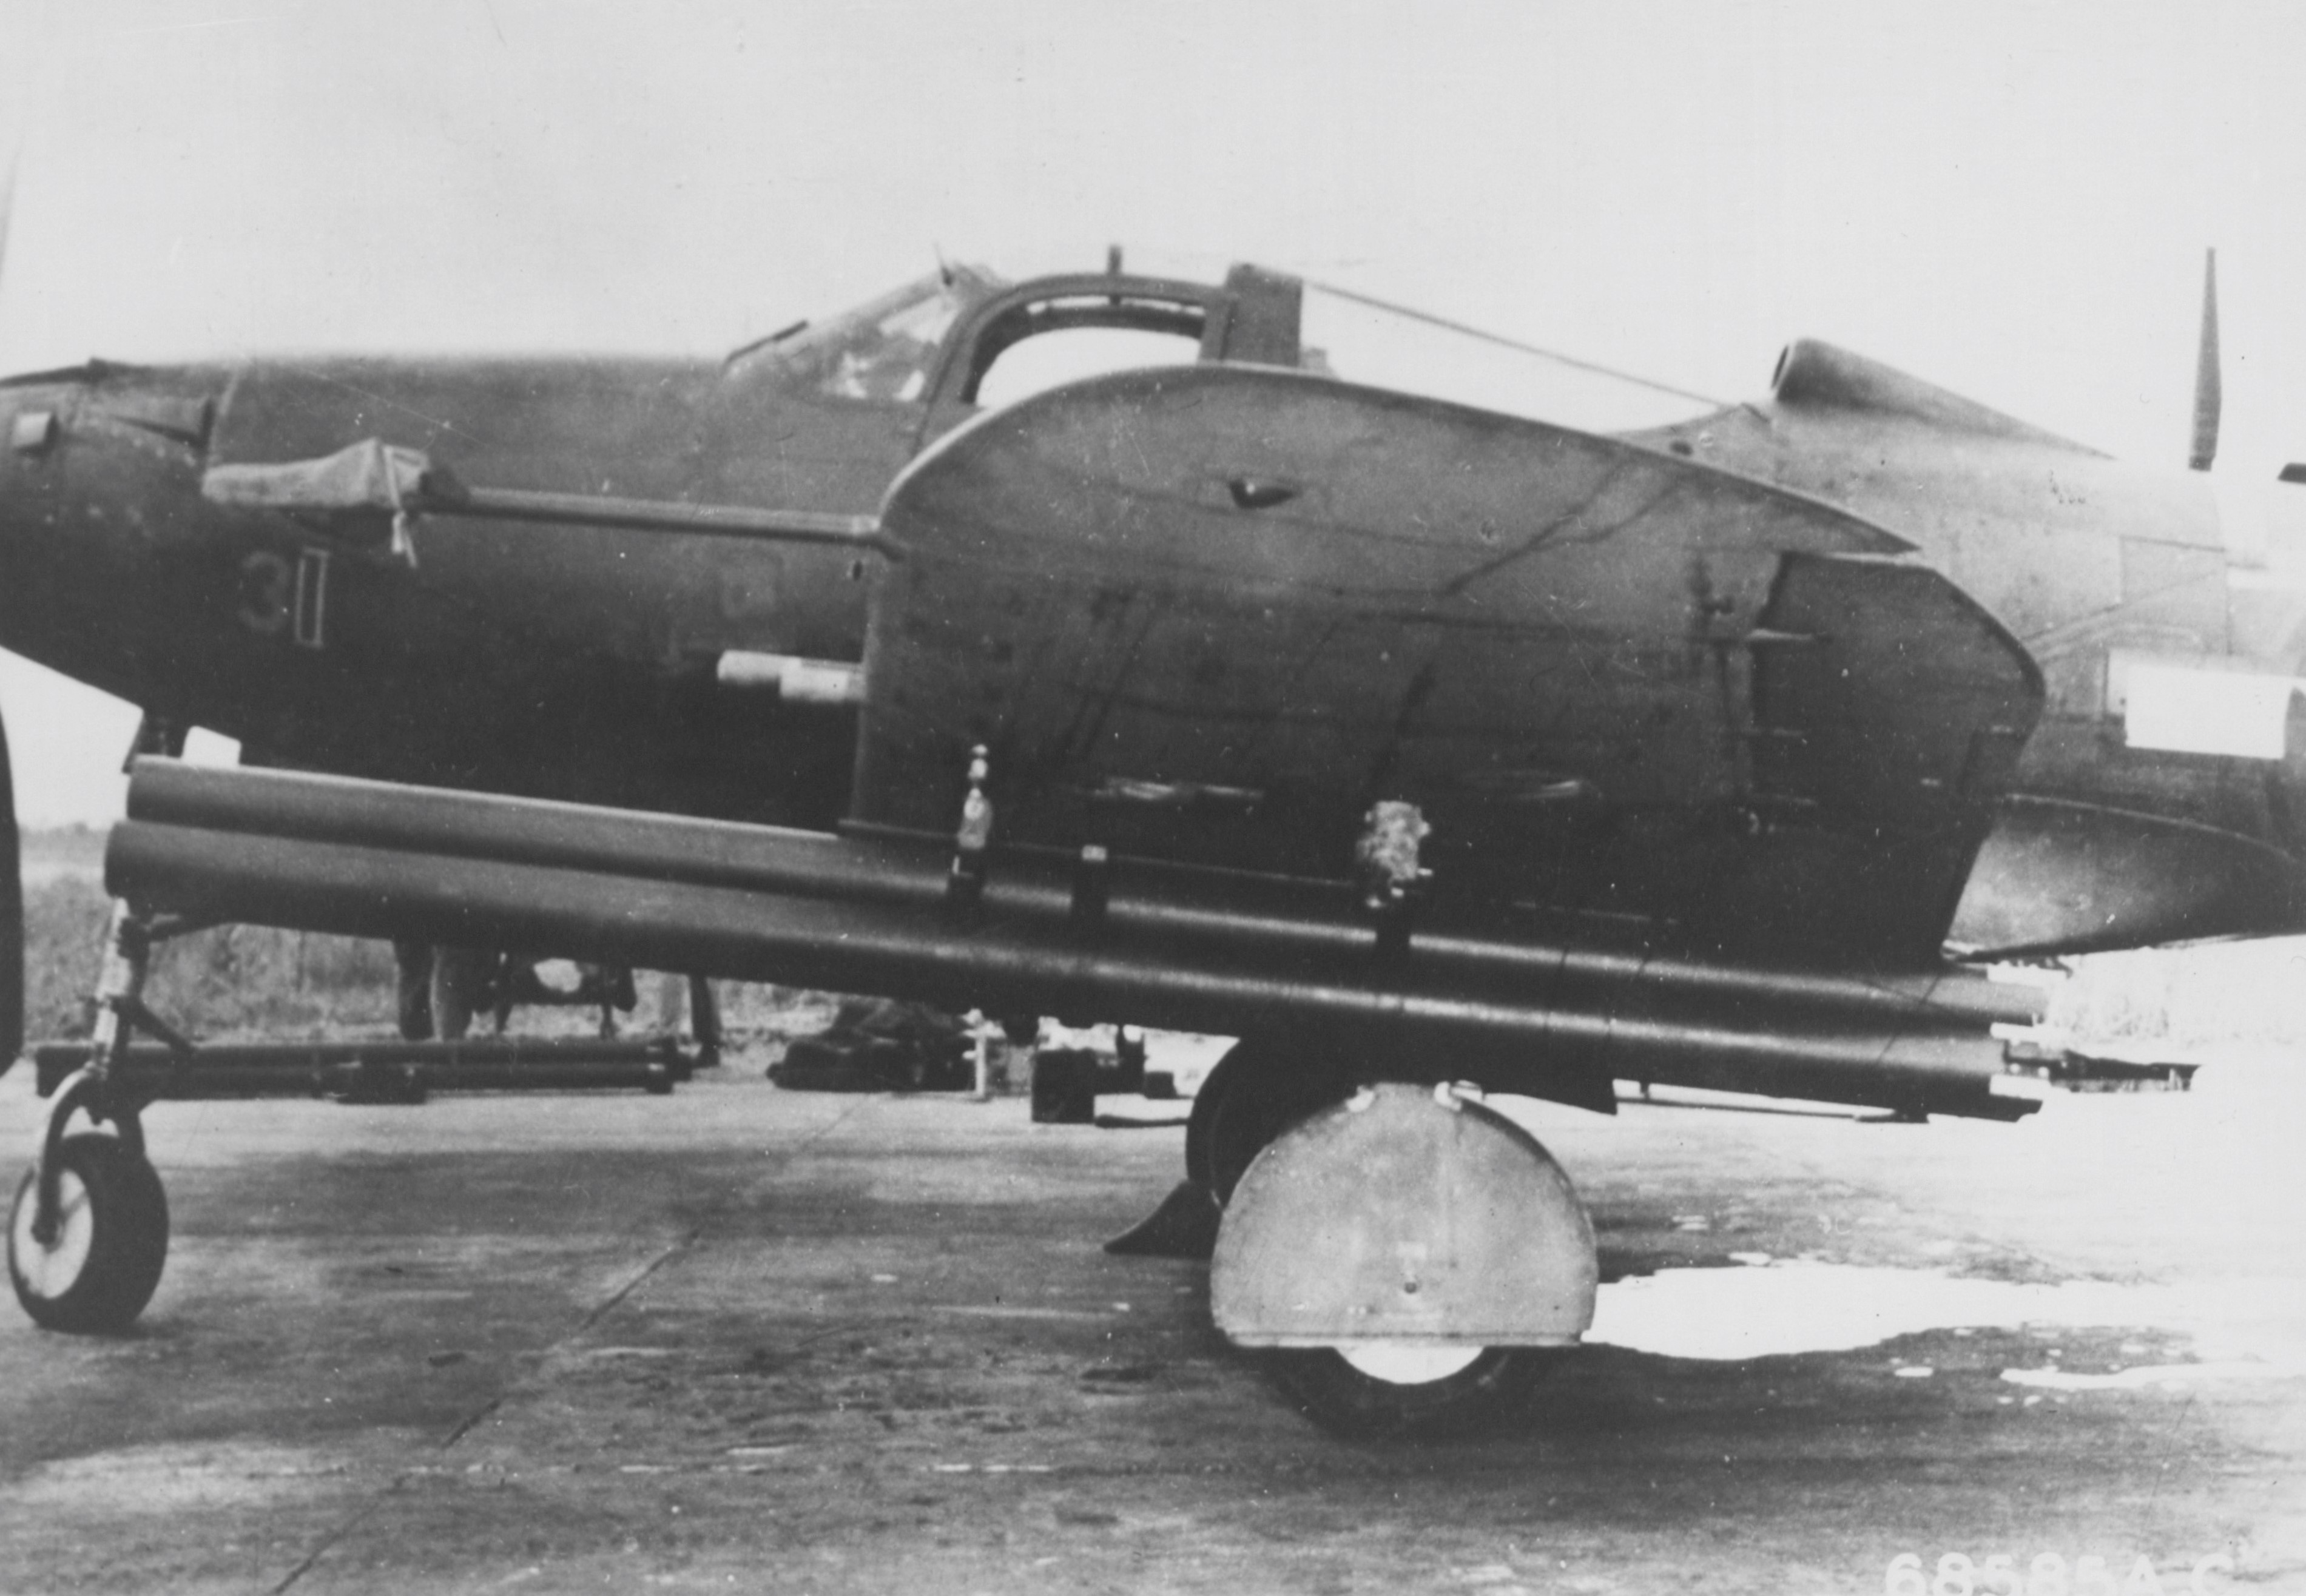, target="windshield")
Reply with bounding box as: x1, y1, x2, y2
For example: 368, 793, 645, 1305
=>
724, 266, 1005, 403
